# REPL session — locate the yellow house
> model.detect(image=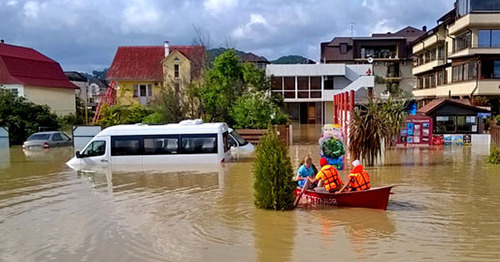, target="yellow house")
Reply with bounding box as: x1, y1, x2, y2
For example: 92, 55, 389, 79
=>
106, 42, 205, 106
0, 42, 77, 115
